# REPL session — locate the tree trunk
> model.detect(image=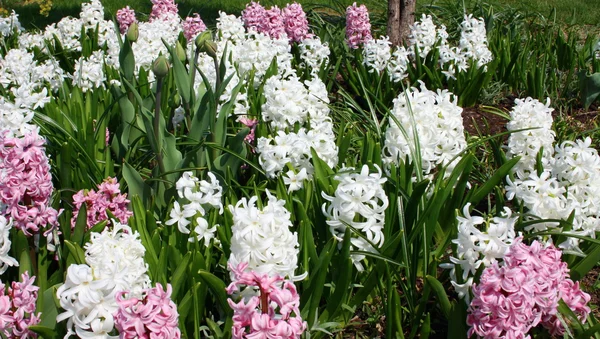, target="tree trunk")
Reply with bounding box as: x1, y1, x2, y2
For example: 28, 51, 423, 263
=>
387, 0, 401, 46
388, 0, 417, 46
